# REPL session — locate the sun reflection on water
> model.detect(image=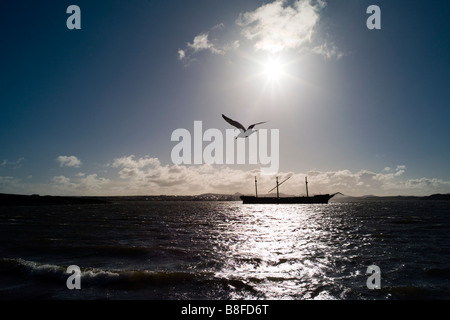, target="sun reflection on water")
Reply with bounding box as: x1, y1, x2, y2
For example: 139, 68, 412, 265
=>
212, 204, 348, 299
